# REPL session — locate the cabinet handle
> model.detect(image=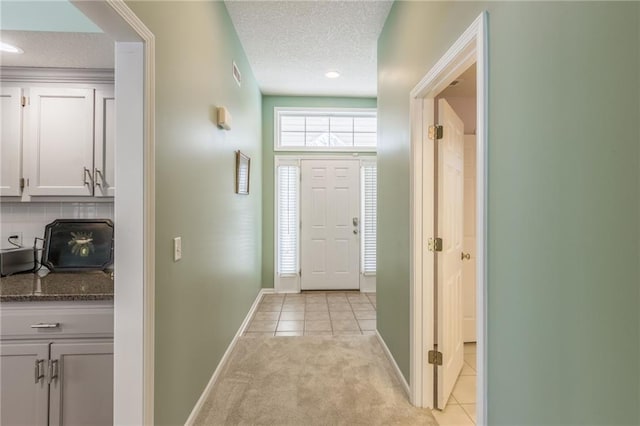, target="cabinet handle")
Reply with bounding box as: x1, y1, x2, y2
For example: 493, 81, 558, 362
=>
30, 322, 60, 329
48, 359, 59, 384
35, 359, 45, 383
83, 167, 95, 188
95, 168, 105, 188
